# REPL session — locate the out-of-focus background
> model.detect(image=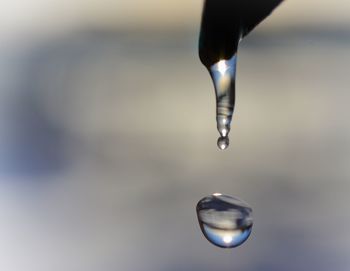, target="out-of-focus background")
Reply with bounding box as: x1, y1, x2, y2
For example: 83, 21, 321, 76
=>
1, 1, 350, 270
